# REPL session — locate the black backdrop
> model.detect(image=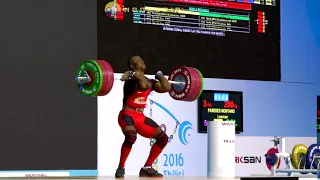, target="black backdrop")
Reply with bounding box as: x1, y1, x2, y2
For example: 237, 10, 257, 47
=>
0, 0, 97, 170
